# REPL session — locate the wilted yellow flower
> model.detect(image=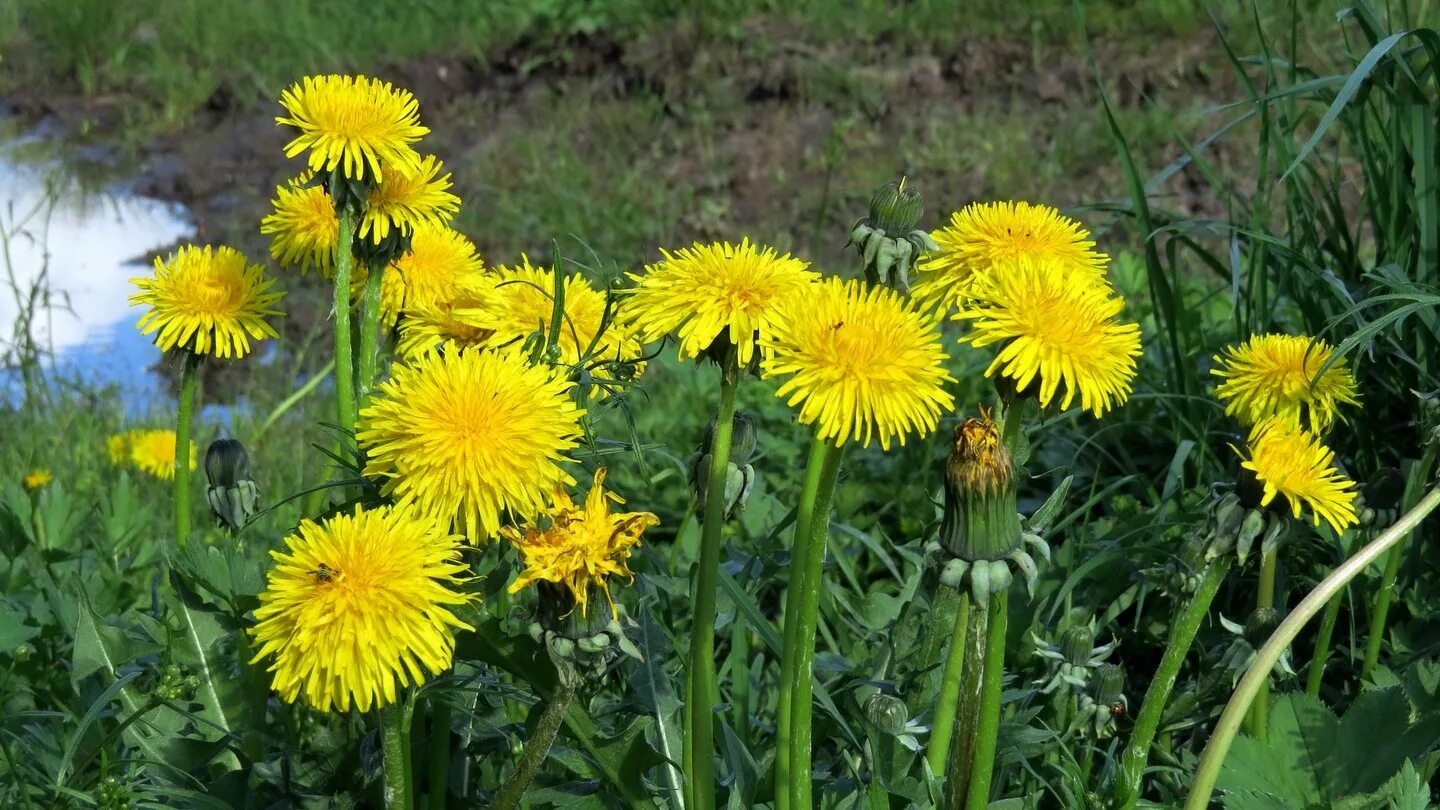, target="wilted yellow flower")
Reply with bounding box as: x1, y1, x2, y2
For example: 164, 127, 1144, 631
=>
913, 201, 1108, 315
502, 468, 658, 618
357, 346, 583, 542
249, 504, 472, 713
1212, 333, 1359, 433
357, 222, 484, 326
955, 257, 1140, 417
625, 238, 818, 367
130, 245, 284, 359
1237, 419, 1358, 533
261, 180, 339, 276
127, 429, 197, 480
276, 74, 428, 183
761, 276, 955, 449
22, 470, 52, 491
358, 154, 460, 244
